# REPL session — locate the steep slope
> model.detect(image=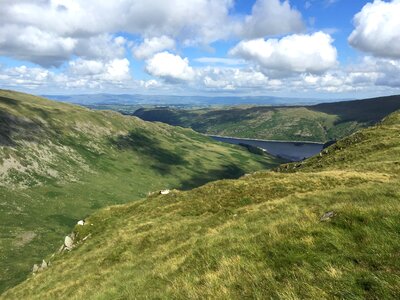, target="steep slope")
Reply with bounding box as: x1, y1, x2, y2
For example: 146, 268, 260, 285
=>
4, 110, 400, 299
0, 90, 280, 293
134, 95, 400, 142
